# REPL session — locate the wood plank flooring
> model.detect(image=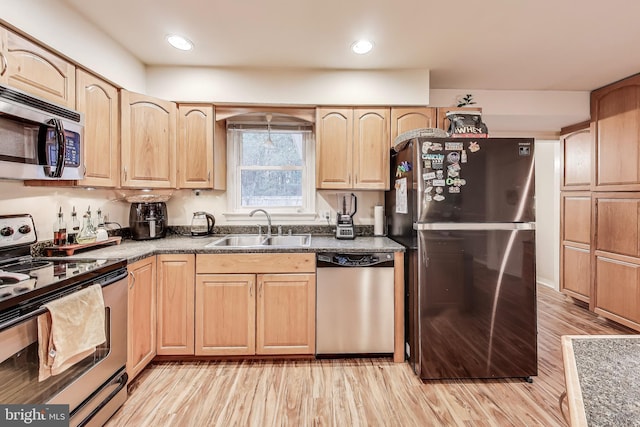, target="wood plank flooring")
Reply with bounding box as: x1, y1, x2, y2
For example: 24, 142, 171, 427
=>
107, 286, 634, 427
